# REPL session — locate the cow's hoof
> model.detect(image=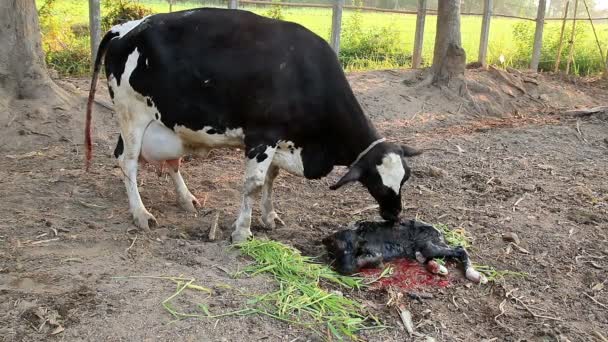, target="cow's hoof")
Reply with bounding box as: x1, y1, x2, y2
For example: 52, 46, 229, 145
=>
231, 230, 252, 244
133, 209, 157, 231
260, 211, 285, 230
179, 193, 200, 212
